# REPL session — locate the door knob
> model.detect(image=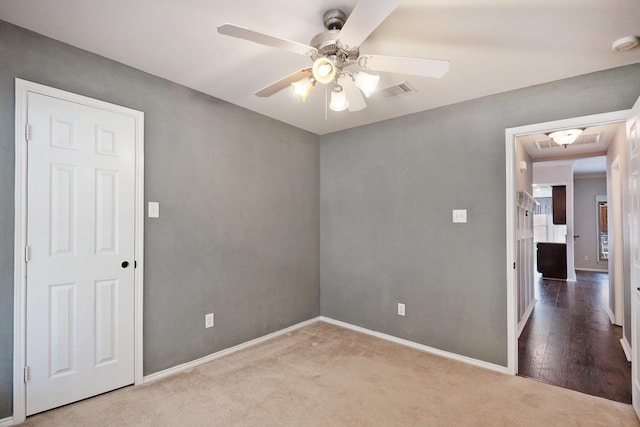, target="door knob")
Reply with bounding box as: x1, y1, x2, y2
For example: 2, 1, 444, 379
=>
121, 261, 129, 268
